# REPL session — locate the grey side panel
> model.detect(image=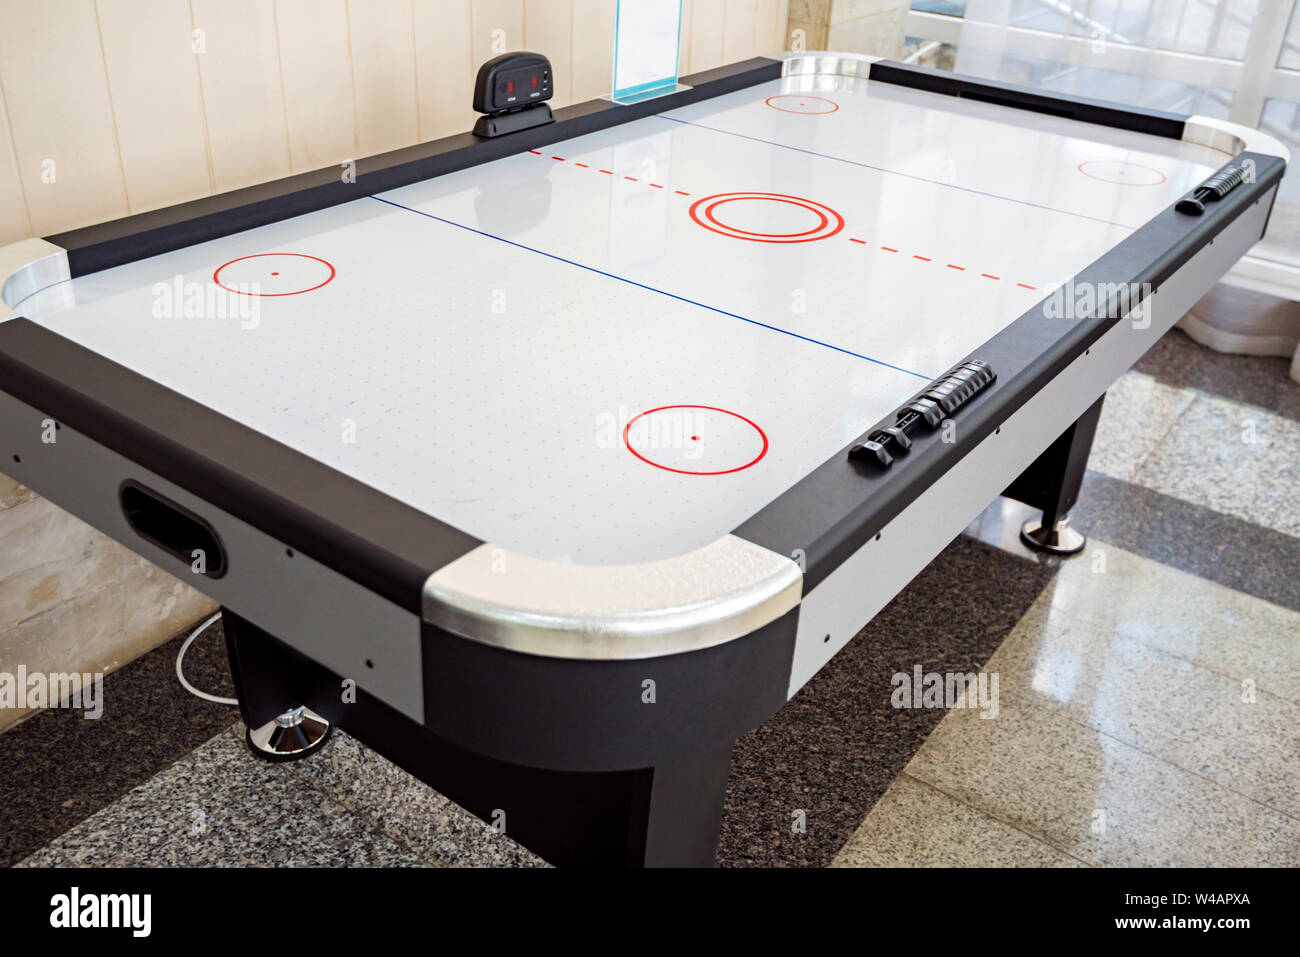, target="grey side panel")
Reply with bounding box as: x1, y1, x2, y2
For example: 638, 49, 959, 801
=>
0, 392, 423, 722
